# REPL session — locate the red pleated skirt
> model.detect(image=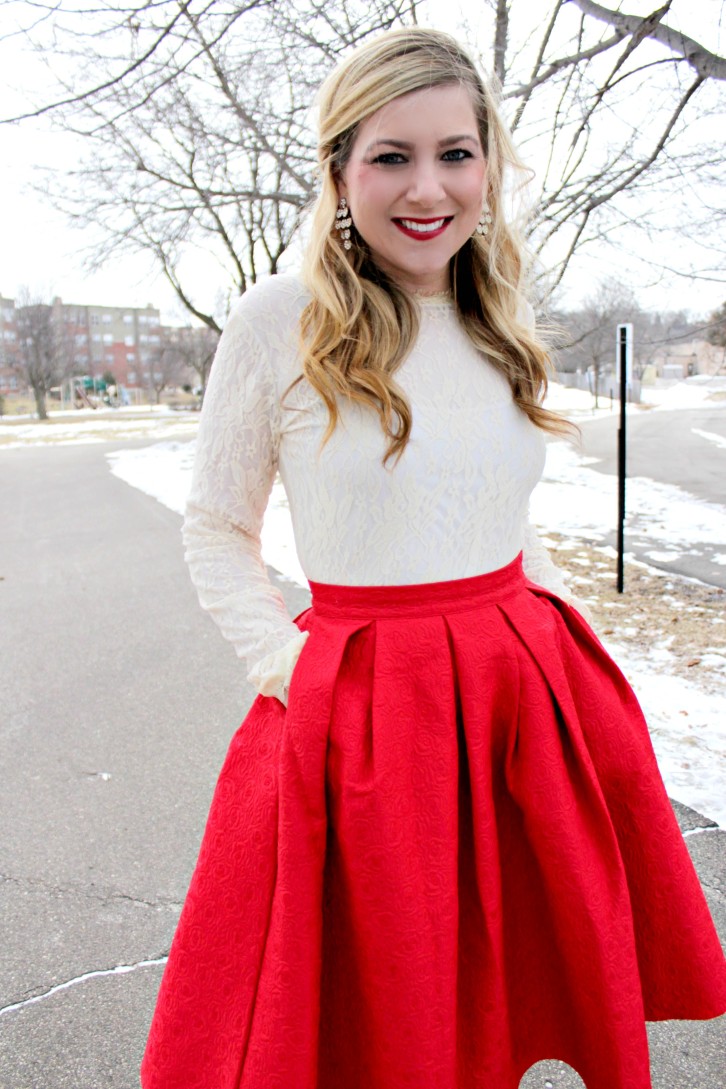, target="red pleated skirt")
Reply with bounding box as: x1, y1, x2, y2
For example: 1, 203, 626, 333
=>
141, 556, 726, 1089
